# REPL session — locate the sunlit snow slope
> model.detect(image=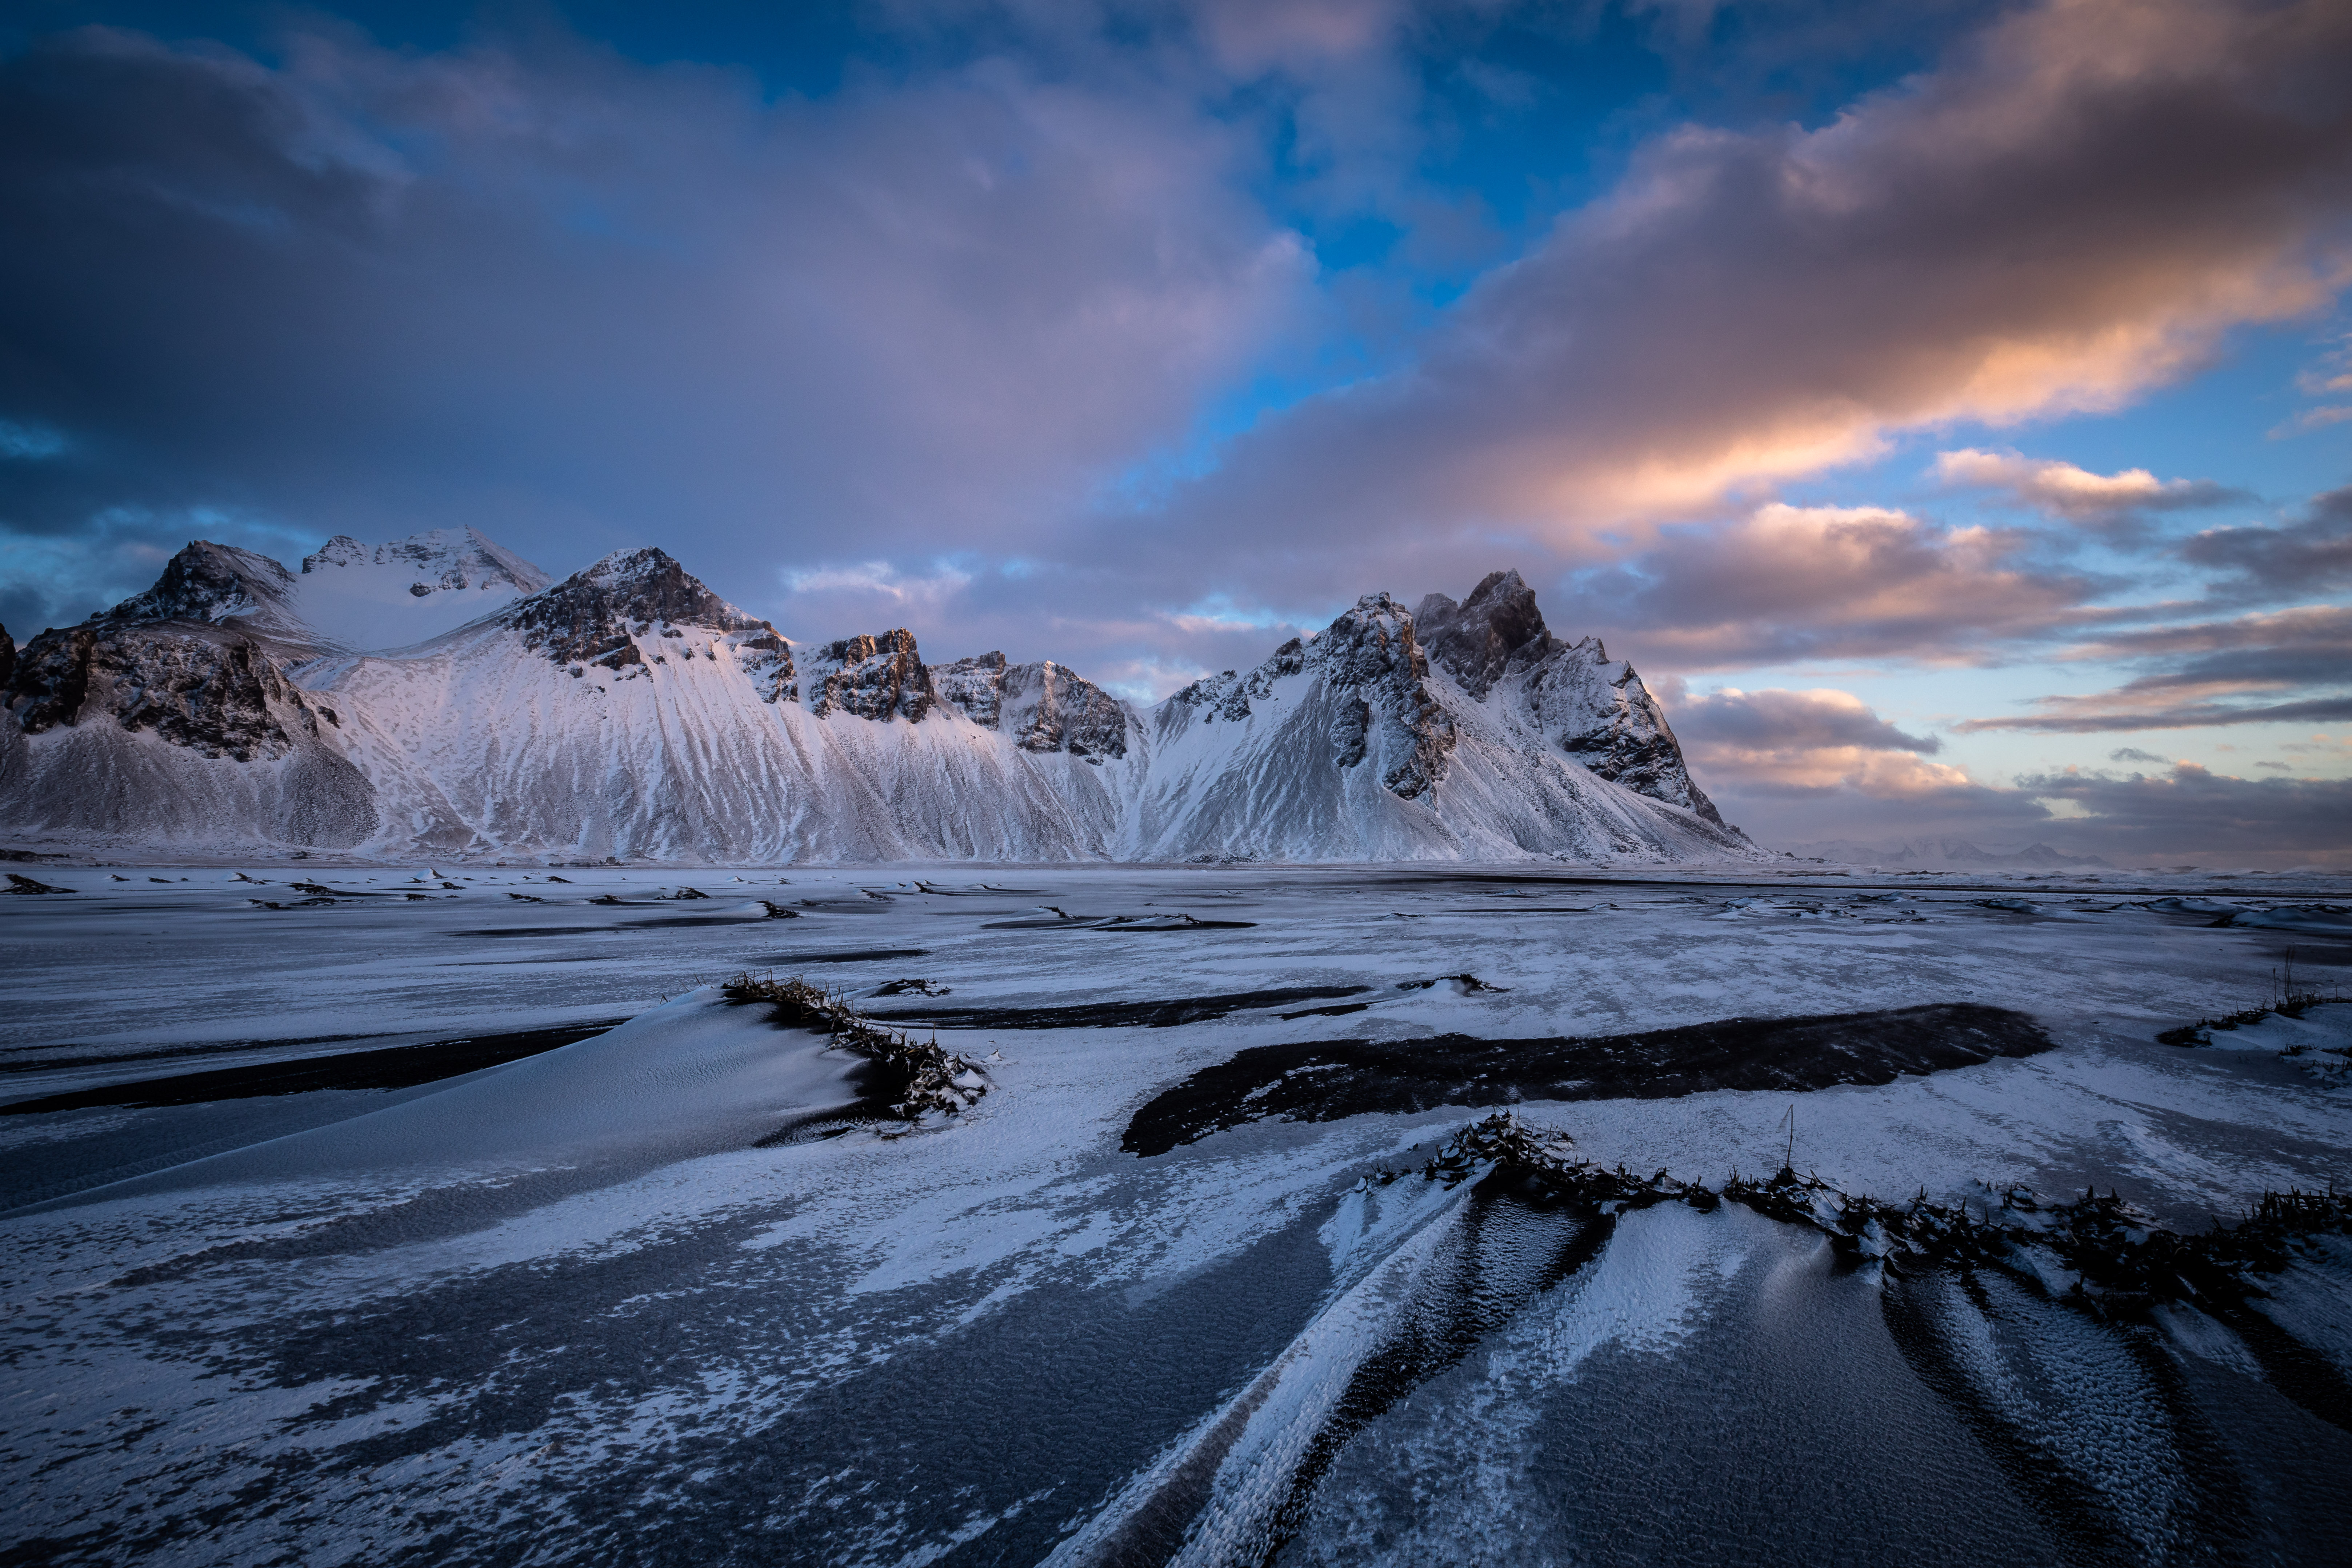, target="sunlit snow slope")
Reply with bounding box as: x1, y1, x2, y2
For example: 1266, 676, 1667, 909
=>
0, 533, 1757, 864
